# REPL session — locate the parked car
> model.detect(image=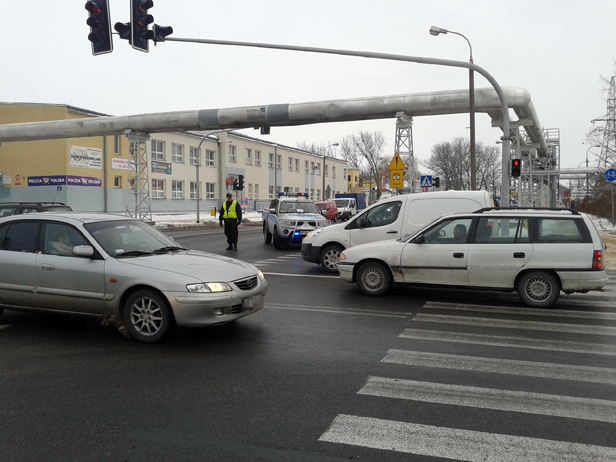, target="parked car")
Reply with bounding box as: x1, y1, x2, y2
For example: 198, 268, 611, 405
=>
315, 200, 337, 222
303, 190, 494, 272
337, 207, 608, 308
0, 213, 267, 342
0, 201, 72, 217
